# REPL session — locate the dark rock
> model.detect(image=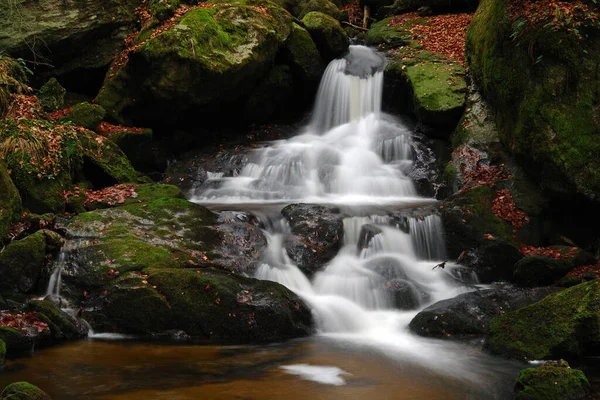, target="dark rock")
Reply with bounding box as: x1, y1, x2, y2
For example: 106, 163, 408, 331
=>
440, 186, 523, 282
0, 162, 21, 240
25, 300, 87, 341
376, 0, 479, 19
409, 286, 559, 338
59, 102, 106, 130
282, 204, 344, 275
